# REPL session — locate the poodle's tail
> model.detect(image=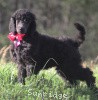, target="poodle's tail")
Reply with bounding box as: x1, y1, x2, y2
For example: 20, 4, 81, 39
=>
58, 23, 85, 48
74, 23, 86, 47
